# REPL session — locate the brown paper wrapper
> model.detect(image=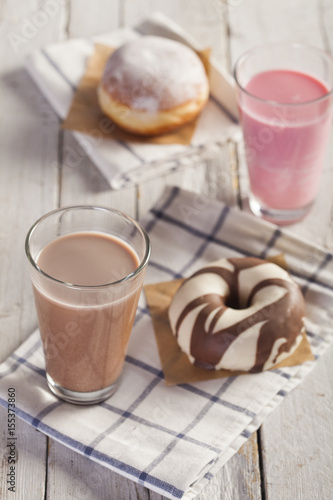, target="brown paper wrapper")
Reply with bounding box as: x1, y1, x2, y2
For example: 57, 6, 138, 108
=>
62, 43, 211, 145
144, 254, 314, 386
